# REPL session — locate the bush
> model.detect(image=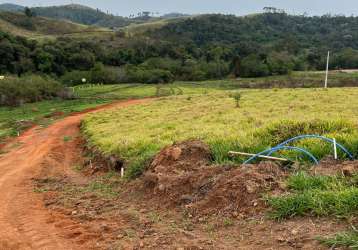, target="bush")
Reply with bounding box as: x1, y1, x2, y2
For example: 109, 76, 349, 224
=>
90, 64, 122, 84
60, 65, 126, 85
124, 66, 174, 84
0, 75, 64, 106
